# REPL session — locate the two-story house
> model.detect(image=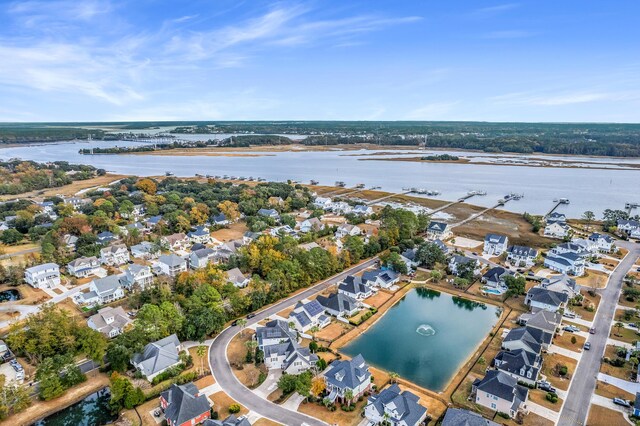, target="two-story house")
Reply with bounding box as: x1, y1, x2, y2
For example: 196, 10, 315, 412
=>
506, 245, 538, 267
472, 370, 528, 418
493, 349, 541, 386
100, 244, 130, 266
156, 254, 188, 277
525, 287, 569, 313
24, 263, 60, 289
323, 354, 372, 403
122, 264, 153, 291
189, 247, 216, 269
484, 234, 509, 256
132, 334, 183, 382
78, 275, 126, 306
67, 256, 101, 278
338, 276, 374, 300
364, 384, 428, 426
87, 306, 131, 338
287, 299, 331, 333
187, 226, 211, 244
426, 221, 452, 240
